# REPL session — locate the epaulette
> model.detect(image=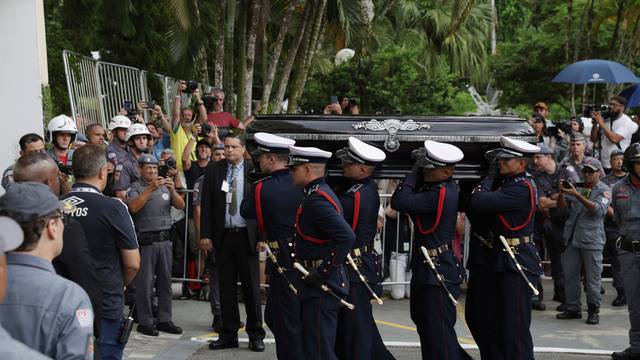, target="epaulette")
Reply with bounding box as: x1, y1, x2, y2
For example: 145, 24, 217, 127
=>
252, 175, 272, 185
347, 183, 363, 193
305, 184, 320, 196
